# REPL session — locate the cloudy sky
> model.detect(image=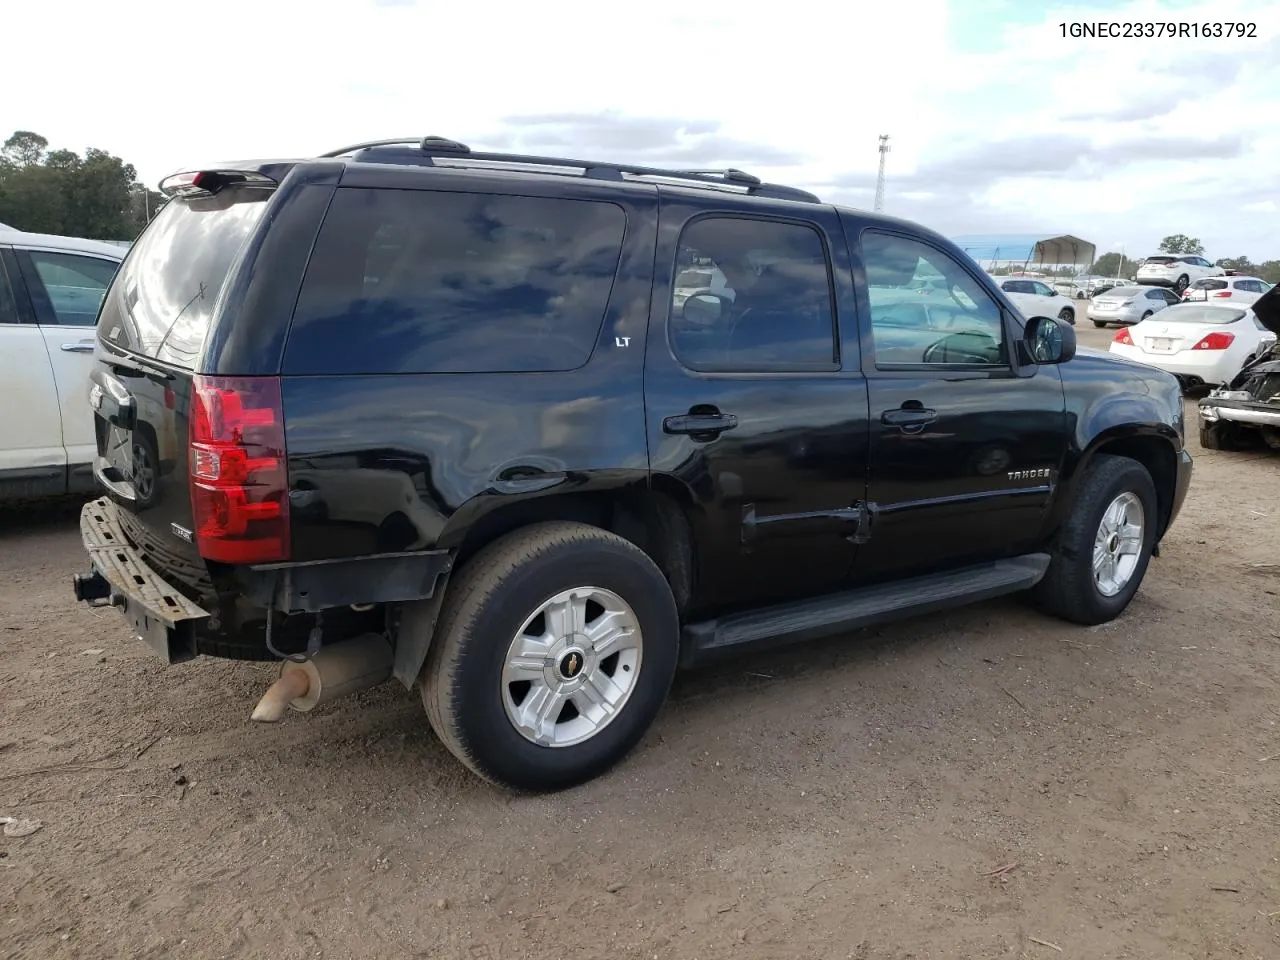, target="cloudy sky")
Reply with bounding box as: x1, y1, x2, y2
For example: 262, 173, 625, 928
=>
8, 0, 1278, 262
